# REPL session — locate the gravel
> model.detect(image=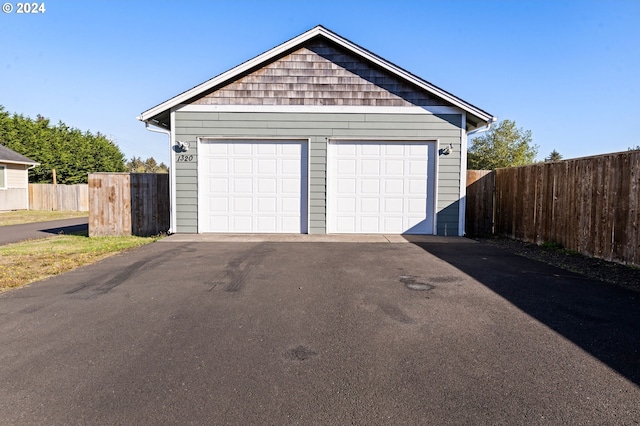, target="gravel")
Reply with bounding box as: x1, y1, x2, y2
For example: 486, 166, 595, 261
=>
476, 237, 640, 295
